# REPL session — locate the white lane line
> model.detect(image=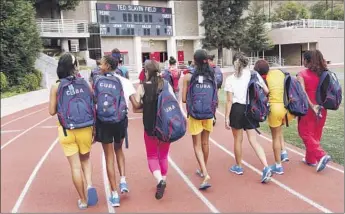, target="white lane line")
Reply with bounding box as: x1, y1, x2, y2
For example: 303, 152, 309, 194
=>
209, 138, 332, 213
102, 153, 115, 213
168, 156, 220, 213
216, 110, 344, 174
1, 130, 23, 134
1, 116, 53, 150
1, 107, 47, 127
180, 103, 332, 213
11, 138, 58, 213
39, 125, 57, 129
